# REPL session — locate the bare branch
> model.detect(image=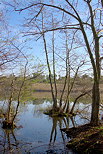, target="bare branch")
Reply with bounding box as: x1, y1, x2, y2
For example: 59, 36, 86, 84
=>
11, 44, 28, 123
15, 2, 79, 21
70, 89, 92, 114
23, 26, 81, 37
